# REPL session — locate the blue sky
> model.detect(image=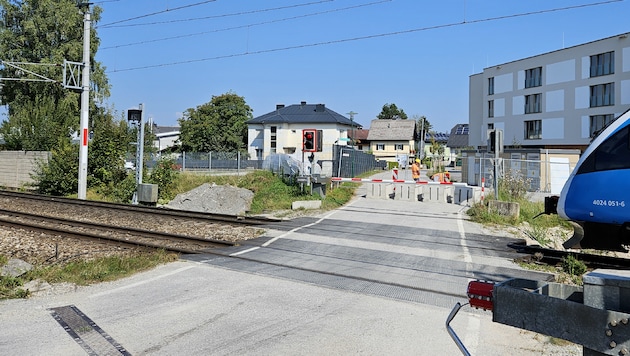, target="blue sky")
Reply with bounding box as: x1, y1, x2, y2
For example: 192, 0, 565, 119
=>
94, 0, 630, 133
